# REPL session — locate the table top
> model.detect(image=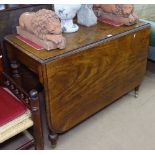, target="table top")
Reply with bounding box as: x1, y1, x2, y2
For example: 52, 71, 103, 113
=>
5, 21, 150, 63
